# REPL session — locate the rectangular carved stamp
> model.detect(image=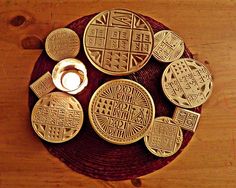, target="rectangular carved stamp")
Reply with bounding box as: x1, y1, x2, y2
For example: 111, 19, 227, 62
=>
173, 107, 200, 132
30, 72, 55, 98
